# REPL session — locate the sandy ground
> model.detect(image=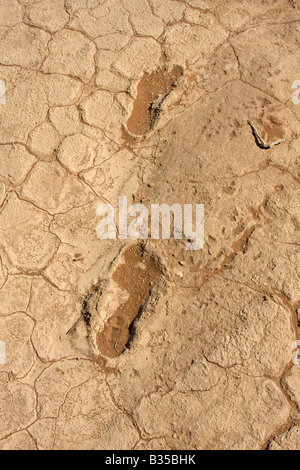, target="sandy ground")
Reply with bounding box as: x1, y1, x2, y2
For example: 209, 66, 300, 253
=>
0, 0, 300, 451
